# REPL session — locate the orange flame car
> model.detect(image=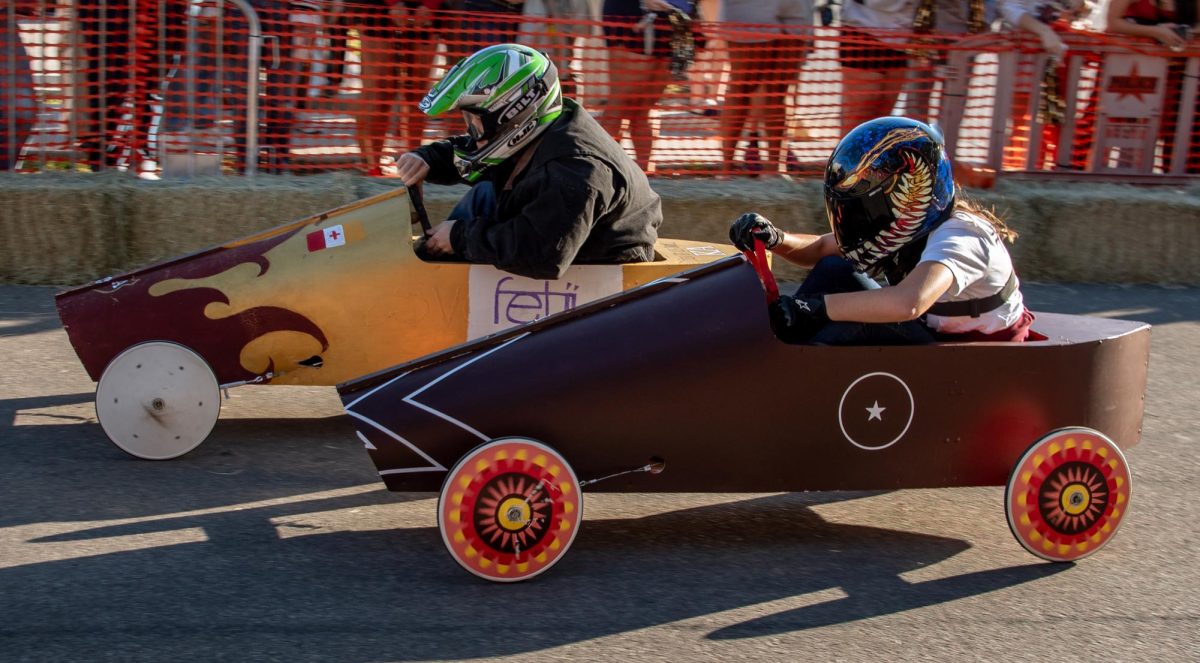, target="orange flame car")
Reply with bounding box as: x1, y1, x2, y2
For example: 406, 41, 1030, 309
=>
56, 188, 735, 460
